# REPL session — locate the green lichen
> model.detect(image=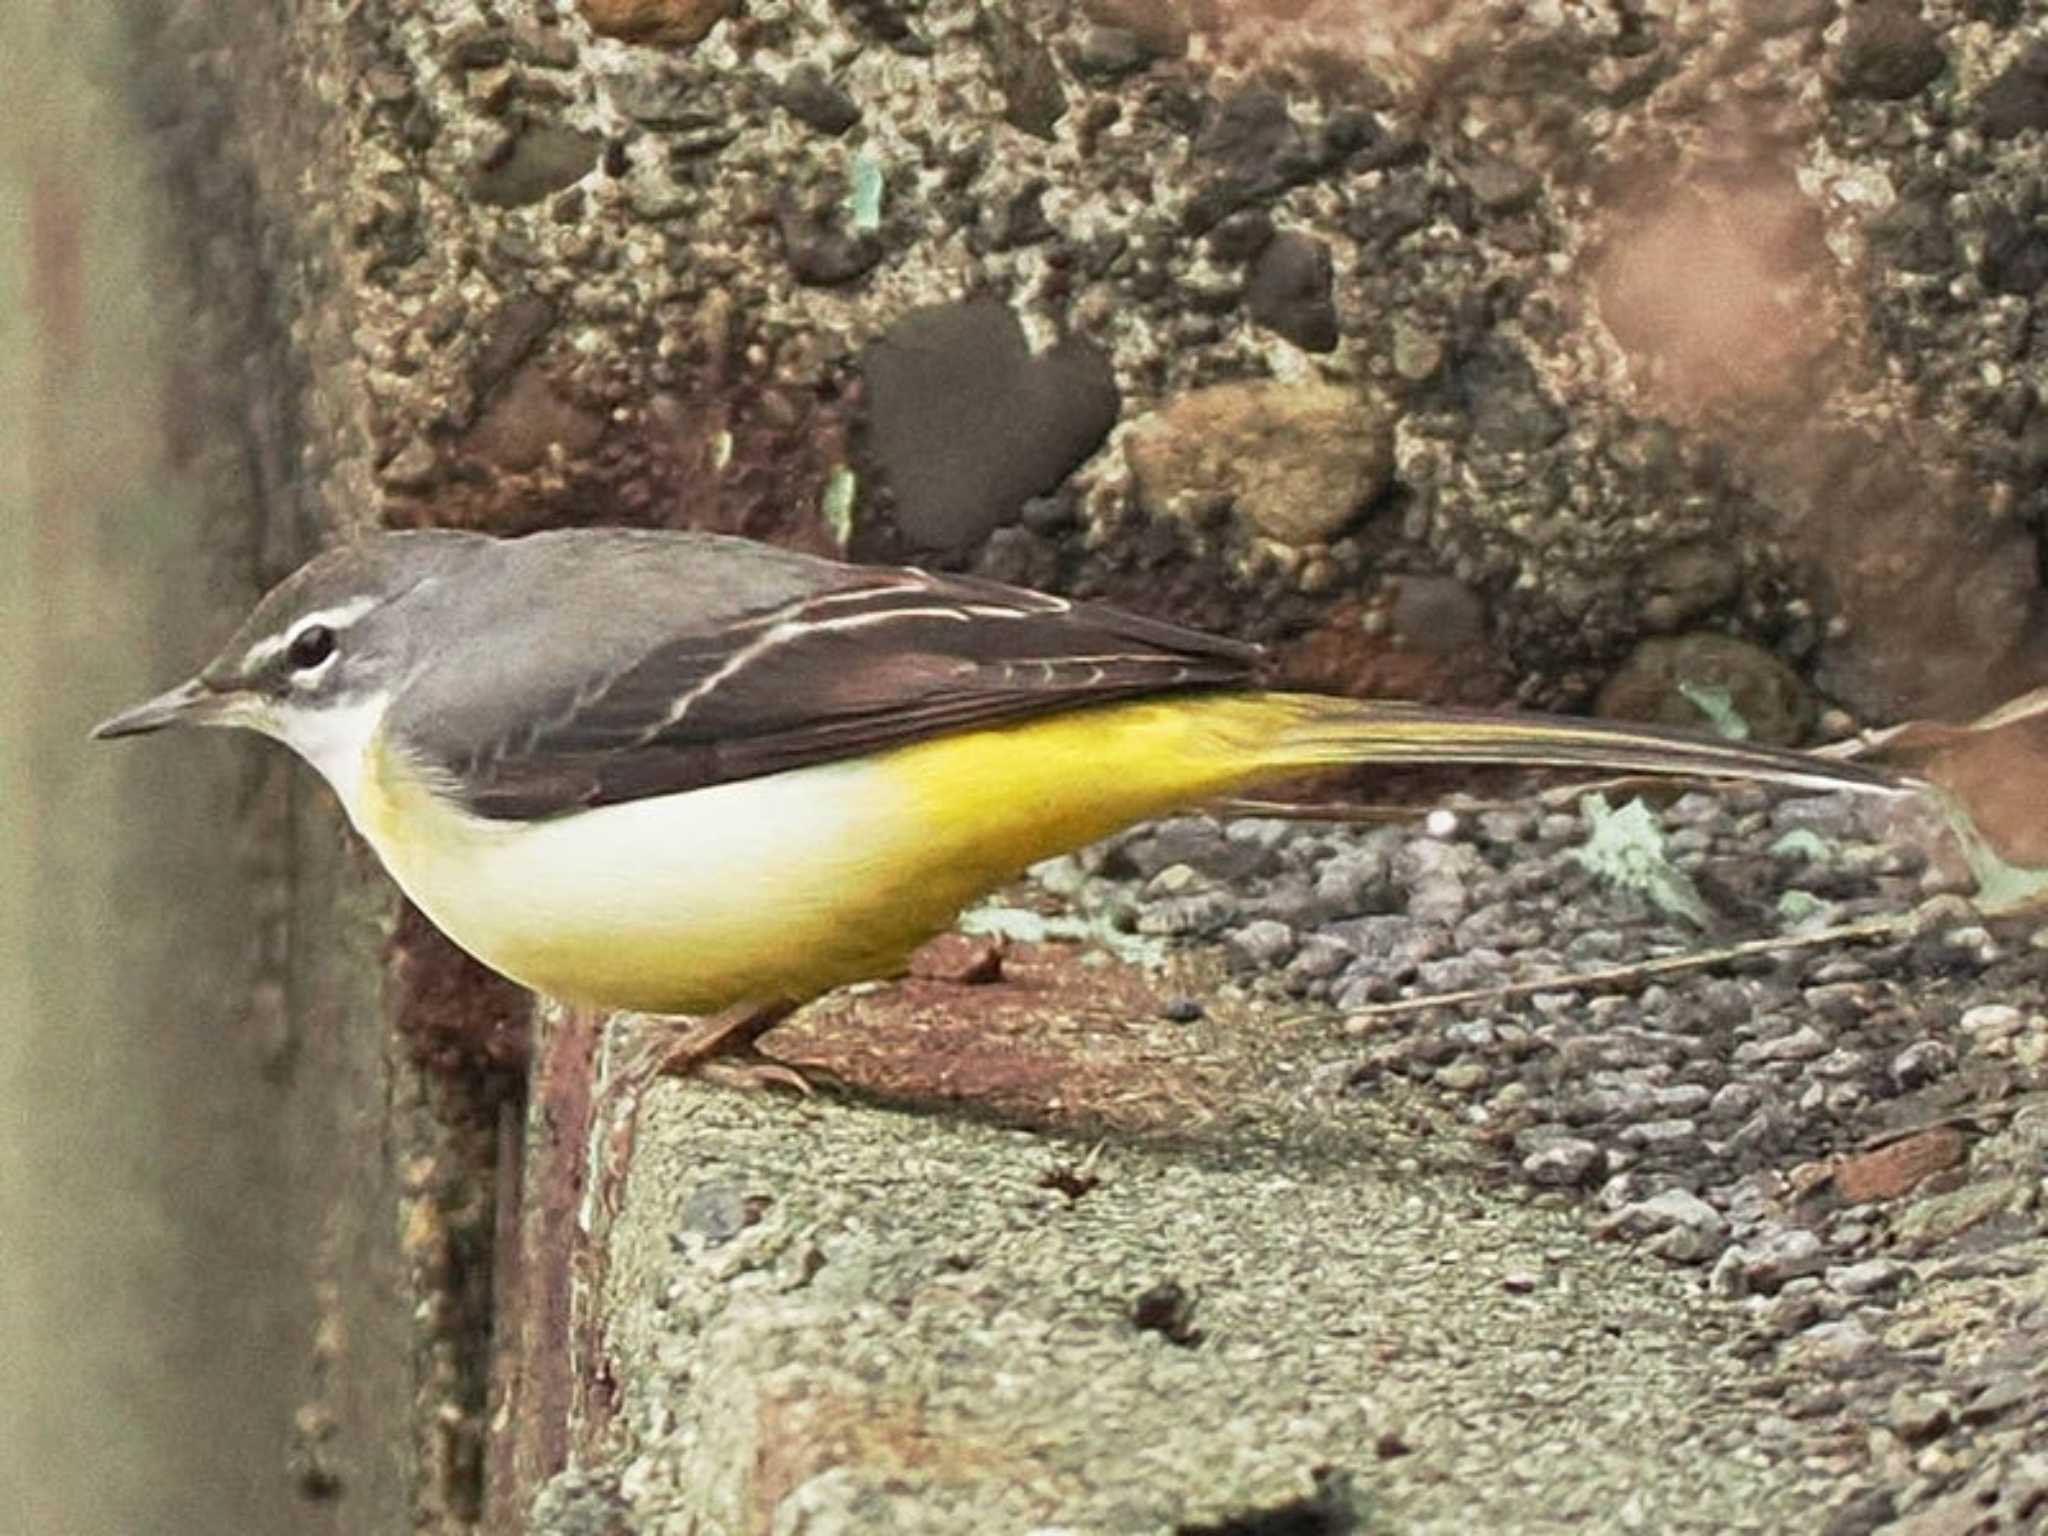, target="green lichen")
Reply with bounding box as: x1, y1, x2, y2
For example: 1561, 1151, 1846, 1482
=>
821, 465, 858, 547
845, 152, 884, 233
1573, 794, 1710, 927
1676, 680, 1751, 742
957, 900, 1170, 968
1769, 829, 1831, 862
